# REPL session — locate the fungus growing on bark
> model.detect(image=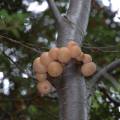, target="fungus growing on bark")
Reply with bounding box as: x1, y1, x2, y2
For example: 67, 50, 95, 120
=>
58, 47, 71, 63
37, 80, 53, 95
49, 47, 59, 60
80, 62, 96, 77
33, 57, 47, 73
67, 41, 78, 49
76, 52, 84, 61
82, 54, 92, 64
70, 45, 81, 58
35, 73, 47, 82
40, 52, 53, 66
47, 61, 63, 77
